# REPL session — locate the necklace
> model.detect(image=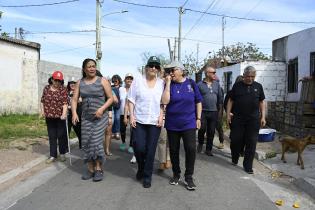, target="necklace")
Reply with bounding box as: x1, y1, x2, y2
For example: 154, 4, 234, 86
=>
174, 82, 183, 93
